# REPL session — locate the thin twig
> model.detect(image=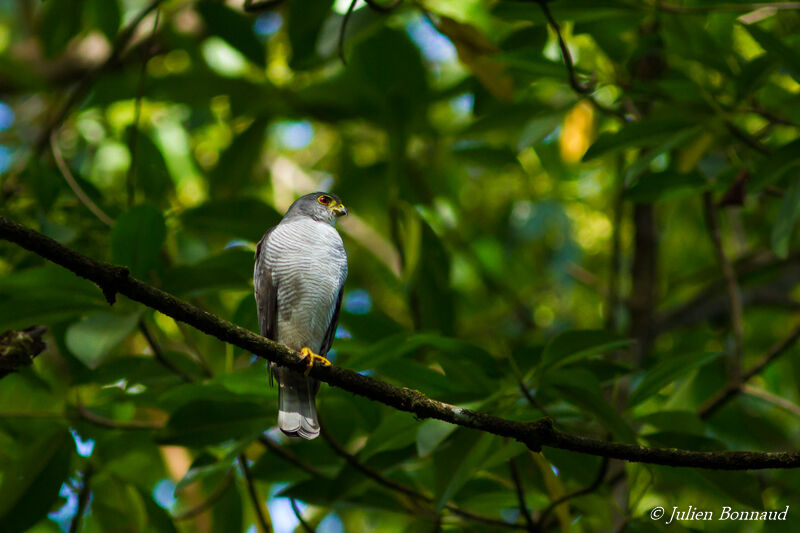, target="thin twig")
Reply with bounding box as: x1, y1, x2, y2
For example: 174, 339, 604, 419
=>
50, 132, 114, 227
68, 464, 94, 533
703, 192, 744, 383
239, 454, 273, 533
257, 435, 327, 478
173, 470, 235, 520
338, 0, 359, 65
290, 498, 315, 533
139, 321, 194, 382
699, 323, 800, 418
743, 385, 800, 418
535, 0, 588, 94
509, 458, 535, 531
534, 457, 608, 530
